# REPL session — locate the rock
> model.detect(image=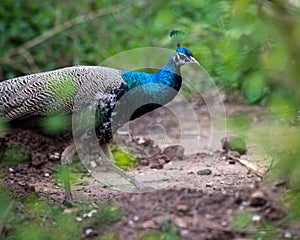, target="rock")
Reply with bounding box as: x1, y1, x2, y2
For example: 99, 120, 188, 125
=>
141, 220, 157, 228
197, 169, 212, 175
128, 220, 134, 226
249, 190, 267, 207
83, 209, 97, 218
204, 213, 213, 219
150, 162, 163, 169
49, 152, 60, 160
252, 214, 262, 223
139, 158, 149, 166
175, 204, 189, 212
228, 151, 241, 159
221, 136, 247, 154
162, 145, 185, 160
84, 227, 94, 236
174, 216, 188, 228
180, 229, 189, 236
283, 232, 293, 239
157, 158, 166, 165
196, 152, 207, 158
228, 160, 236, 164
